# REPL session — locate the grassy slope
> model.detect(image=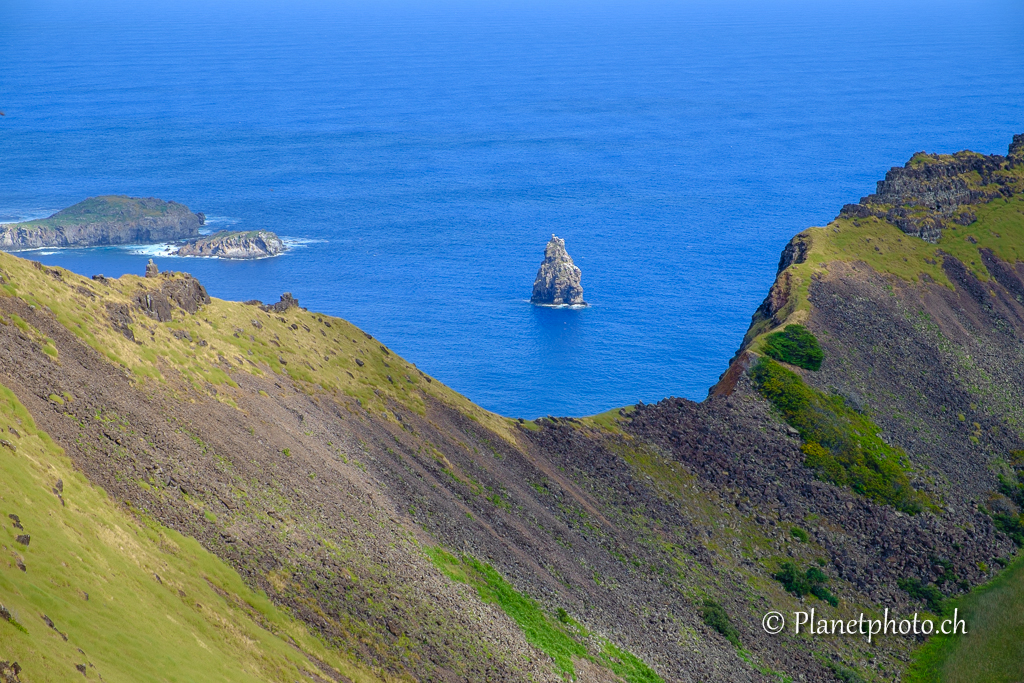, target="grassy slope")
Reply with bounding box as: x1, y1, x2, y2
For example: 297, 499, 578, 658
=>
0, 250, 512, 442
746, 195, 1024, 349
0, 383, 384, 683
3, 169, 1020, 681
904, 552, 1024, 683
